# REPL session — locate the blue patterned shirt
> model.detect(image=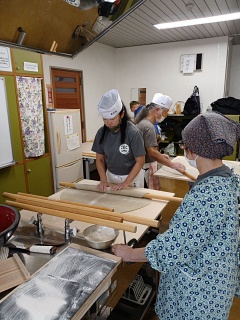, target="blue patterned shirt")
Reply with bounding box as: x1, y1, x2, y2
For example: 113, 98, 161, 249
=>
145, 167, 240, 320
